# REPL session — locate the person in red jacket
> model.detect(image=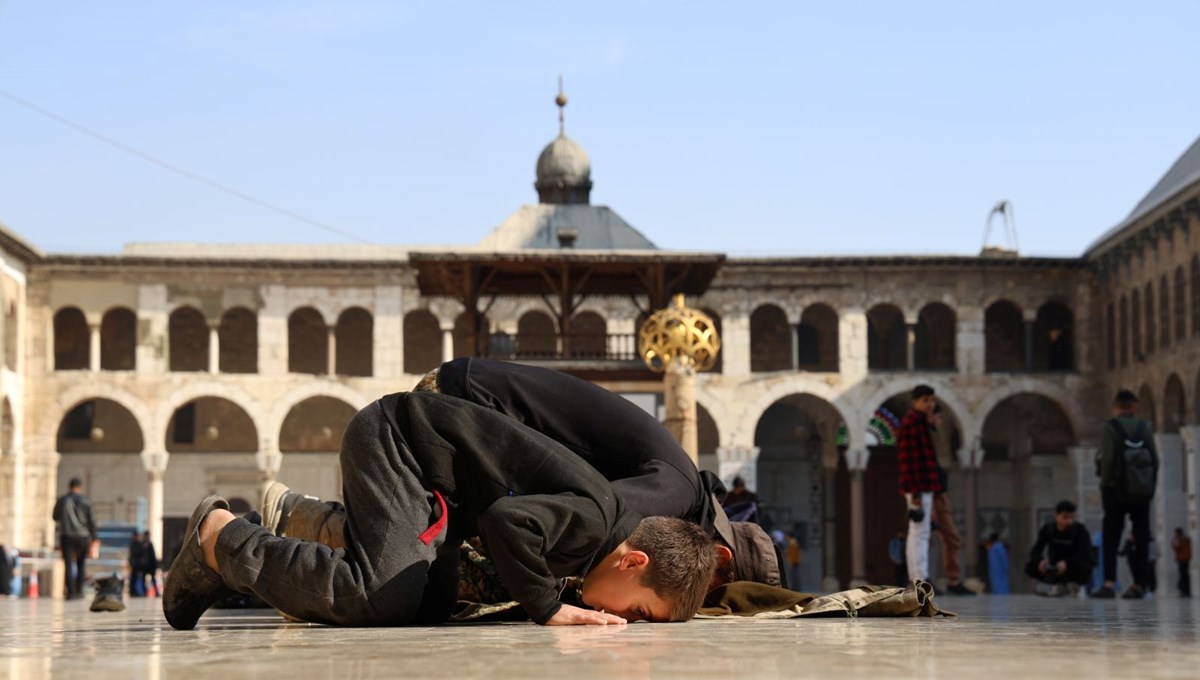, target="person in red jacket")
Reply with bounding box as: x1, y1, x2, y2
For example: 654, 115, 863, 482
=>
896, 385, 971, 595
